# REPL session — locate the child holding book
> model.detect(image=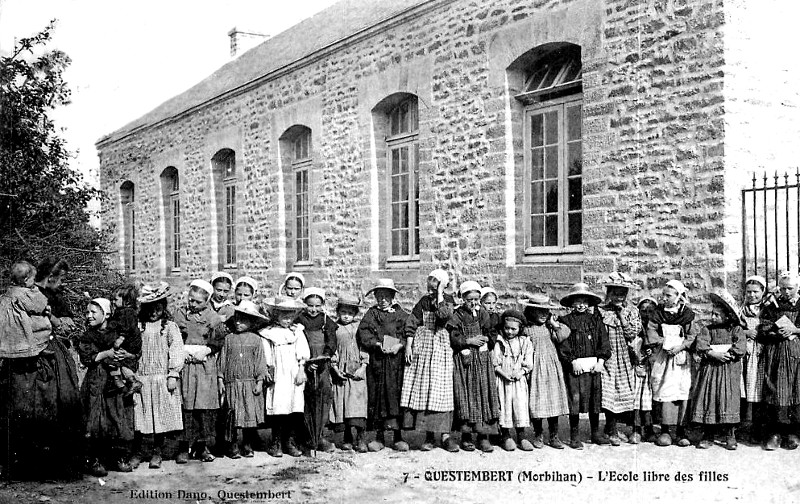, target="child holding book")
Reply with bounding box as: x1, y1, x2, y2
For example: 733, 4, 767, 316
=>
493, 309, 534, 451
